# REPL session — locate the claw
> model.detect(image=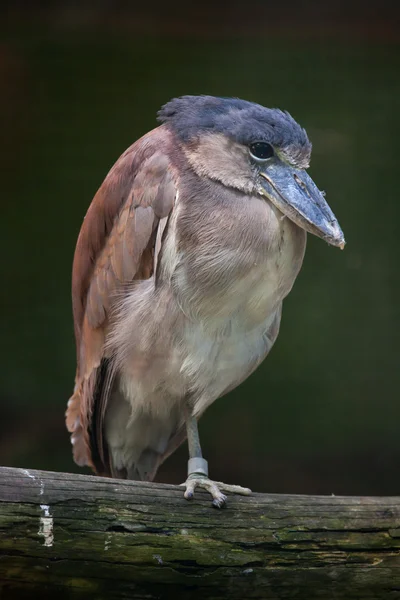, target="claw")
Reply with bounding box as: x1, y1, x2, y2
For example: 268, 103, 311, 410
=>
212, 493, 227, 509
180, 475, 251, 508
